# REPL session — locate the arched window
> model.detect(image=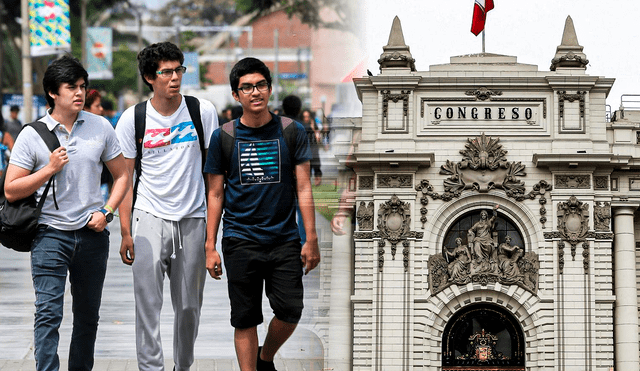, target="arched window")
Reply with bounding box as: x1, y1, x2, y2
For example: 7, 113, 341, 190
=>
442, 304, 525, 370
442, 209, 524, 252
